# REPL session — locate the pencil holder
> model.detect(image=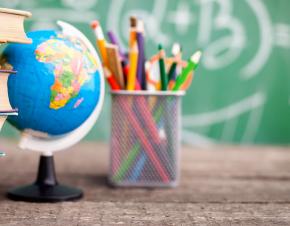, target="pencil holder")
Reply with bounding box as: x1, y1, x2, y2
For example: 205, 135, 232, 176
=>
109, 90, 185, 187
